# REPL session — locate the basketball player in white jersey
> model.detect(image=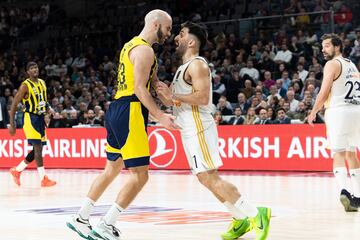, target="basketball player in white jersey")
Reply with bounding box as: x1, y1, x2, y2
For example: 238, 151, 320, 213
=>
156, 21, 271, 240
308, 33, 360, 211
